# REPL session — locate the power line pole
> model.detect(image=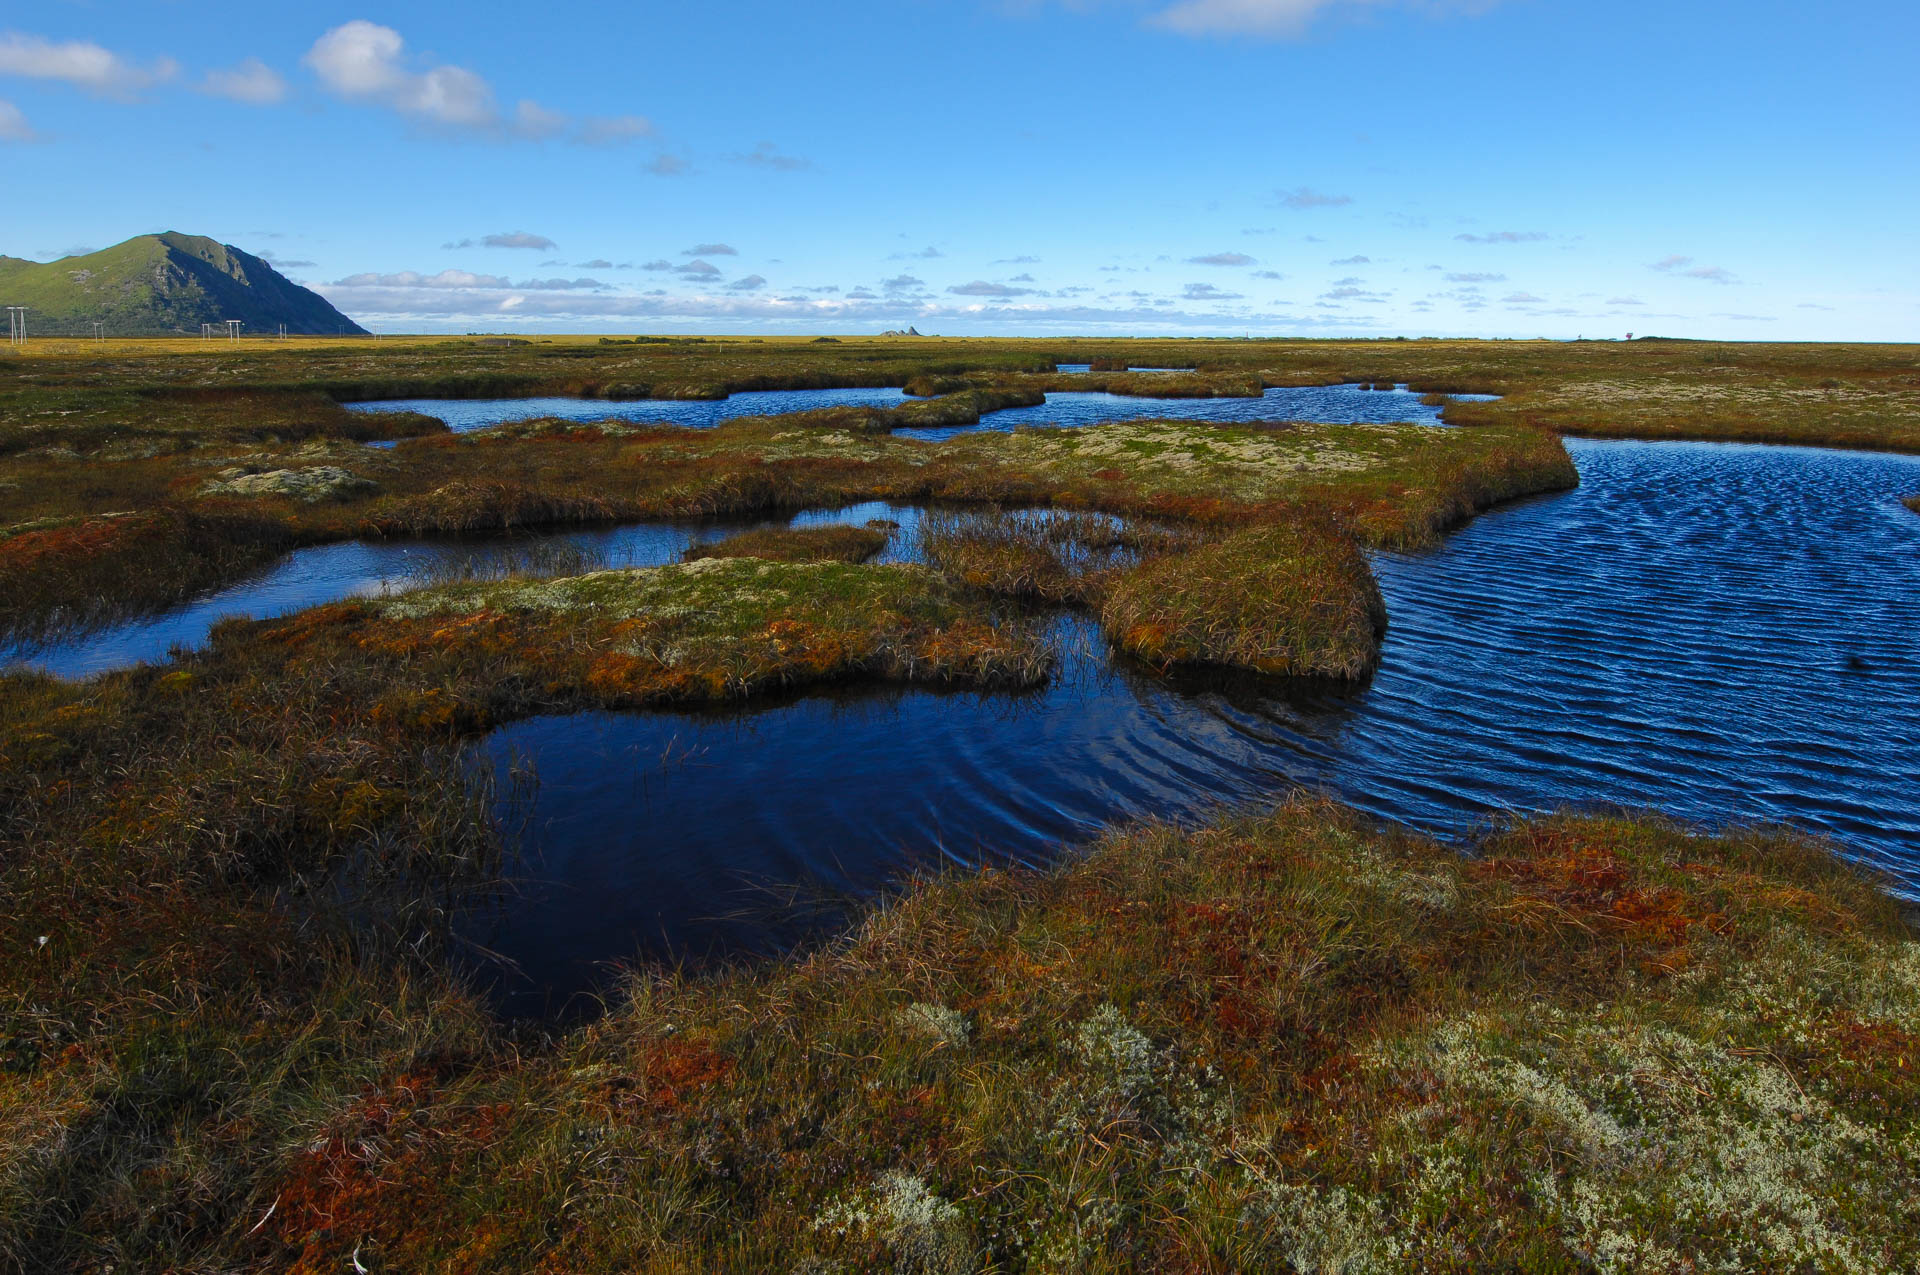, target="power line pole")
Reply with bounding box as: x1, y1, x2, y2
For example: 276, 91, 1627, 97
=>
225, 319, 241, 342
92, 321, 104, 343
